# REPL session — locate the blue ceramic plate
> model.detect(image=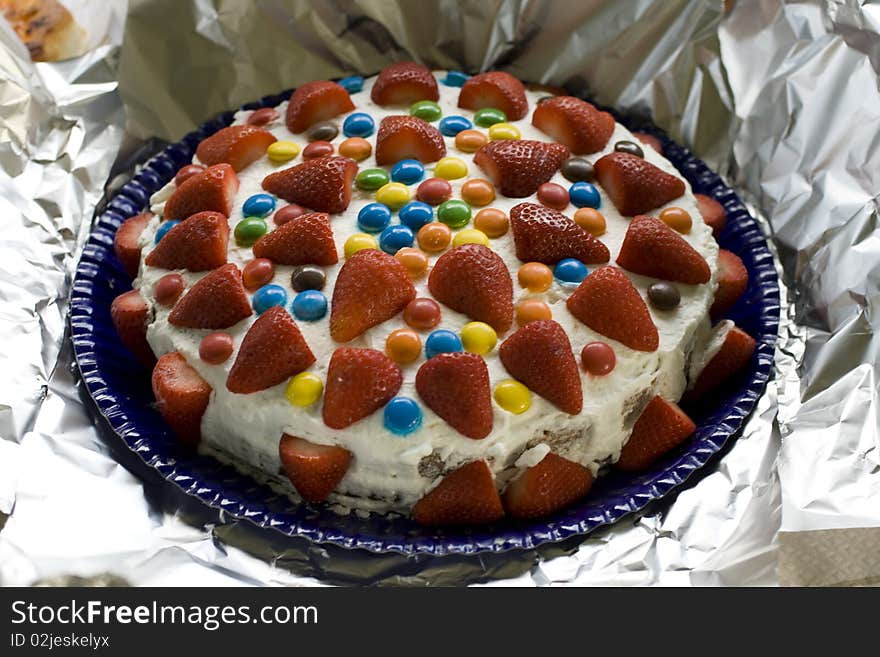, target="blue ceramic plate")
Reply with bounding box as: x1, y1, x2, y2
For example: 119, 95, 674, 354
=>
70, 90, 779, 556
